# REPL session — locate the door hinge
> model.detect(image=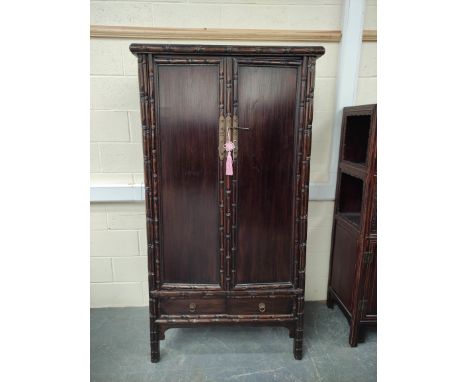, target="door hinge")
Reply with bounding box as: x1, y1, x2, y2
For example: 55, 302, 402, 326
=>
363, 251, 374, 264
358, 299, 368, 312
